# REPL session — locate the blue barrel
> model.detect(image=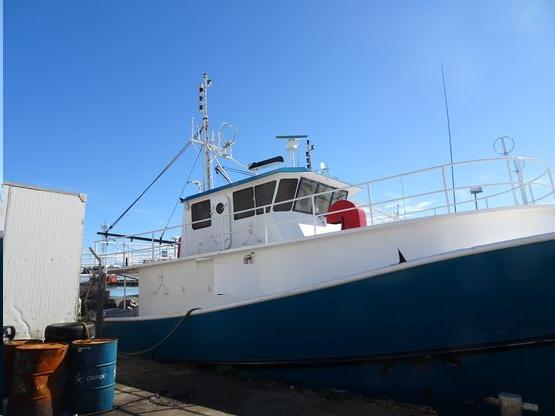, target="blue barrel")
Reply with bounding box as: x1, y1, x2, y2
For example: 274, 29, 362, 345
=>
69, 338, 118, 414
